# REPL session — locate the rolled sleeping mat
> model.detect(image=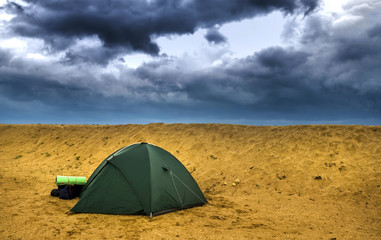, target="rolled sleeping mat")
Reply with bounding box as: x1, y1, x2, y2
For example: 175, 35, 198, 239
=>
56, 176, 87, 185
